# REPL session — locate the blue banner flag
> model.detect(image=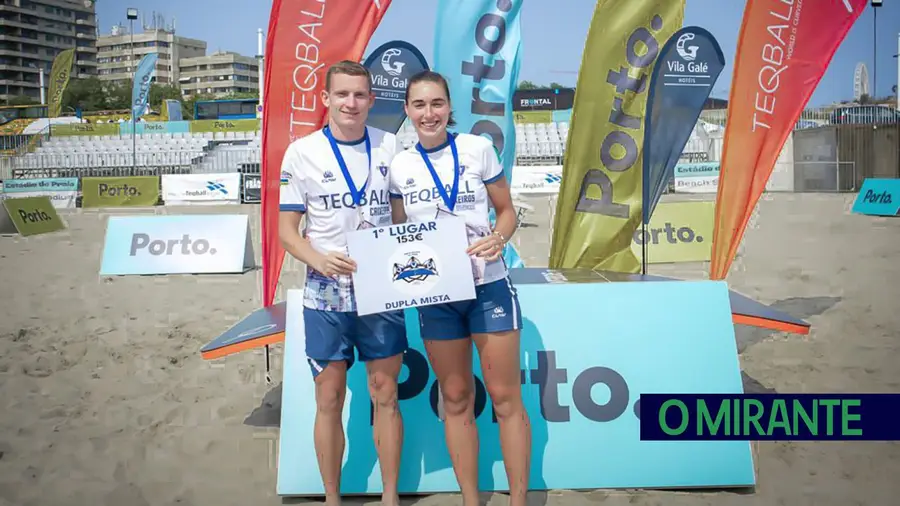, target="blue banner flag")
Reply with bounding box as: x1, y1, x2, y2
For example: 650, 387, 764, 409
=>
131, 53, 159, 121
362, 40, 430, 134
434, 0, 525, 267
642, 27, 725, 223
640, 394, 900, 441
